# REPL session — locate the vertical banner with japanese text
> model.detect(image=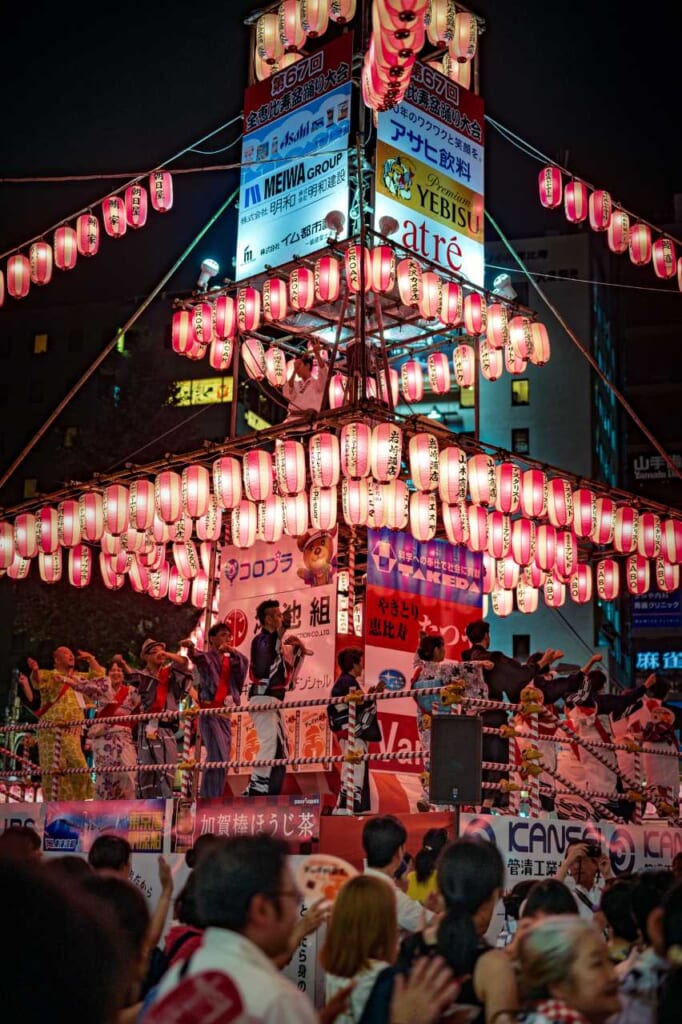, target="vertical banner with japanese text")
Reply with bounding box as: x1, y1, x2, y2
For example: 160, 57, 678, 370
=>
374, 62, 484, 286
236, 33, 353, 278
